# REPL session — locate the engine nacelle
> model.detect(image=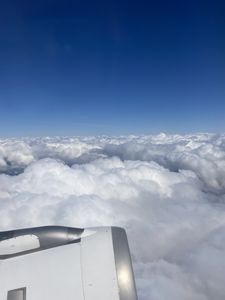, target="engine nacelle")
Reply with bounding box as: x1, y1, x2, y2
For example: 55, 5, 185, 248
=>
0, 226, 138, 300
